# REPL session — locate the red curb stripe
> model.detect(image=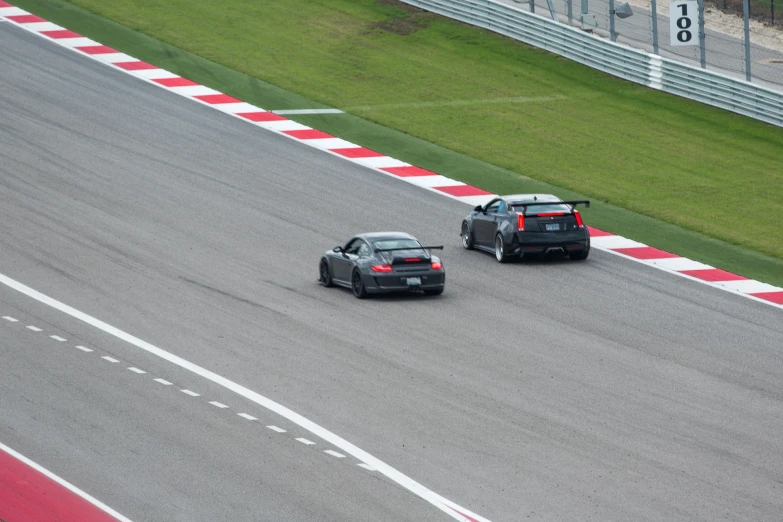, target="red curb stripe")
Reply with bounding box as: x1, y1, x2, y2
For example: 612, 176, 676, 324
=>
434, 185, 493, 197
114, 61, 157, 71
680, 268, 748, 282
381, 166, 438, 177
238, 111, 287, 122
587, 226, 613, 237
0, 448, 117, 522
613, 246, 680, 260
283, 129, 334, 140
750, 291, 783, 305
194, 93, 241, 104
0, 1, 14, 7
330, 147, 385, 158
152, 77, 200, 87
7, 14, 46, 23
76, 45, 118, 55
41, 29, 82, 39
